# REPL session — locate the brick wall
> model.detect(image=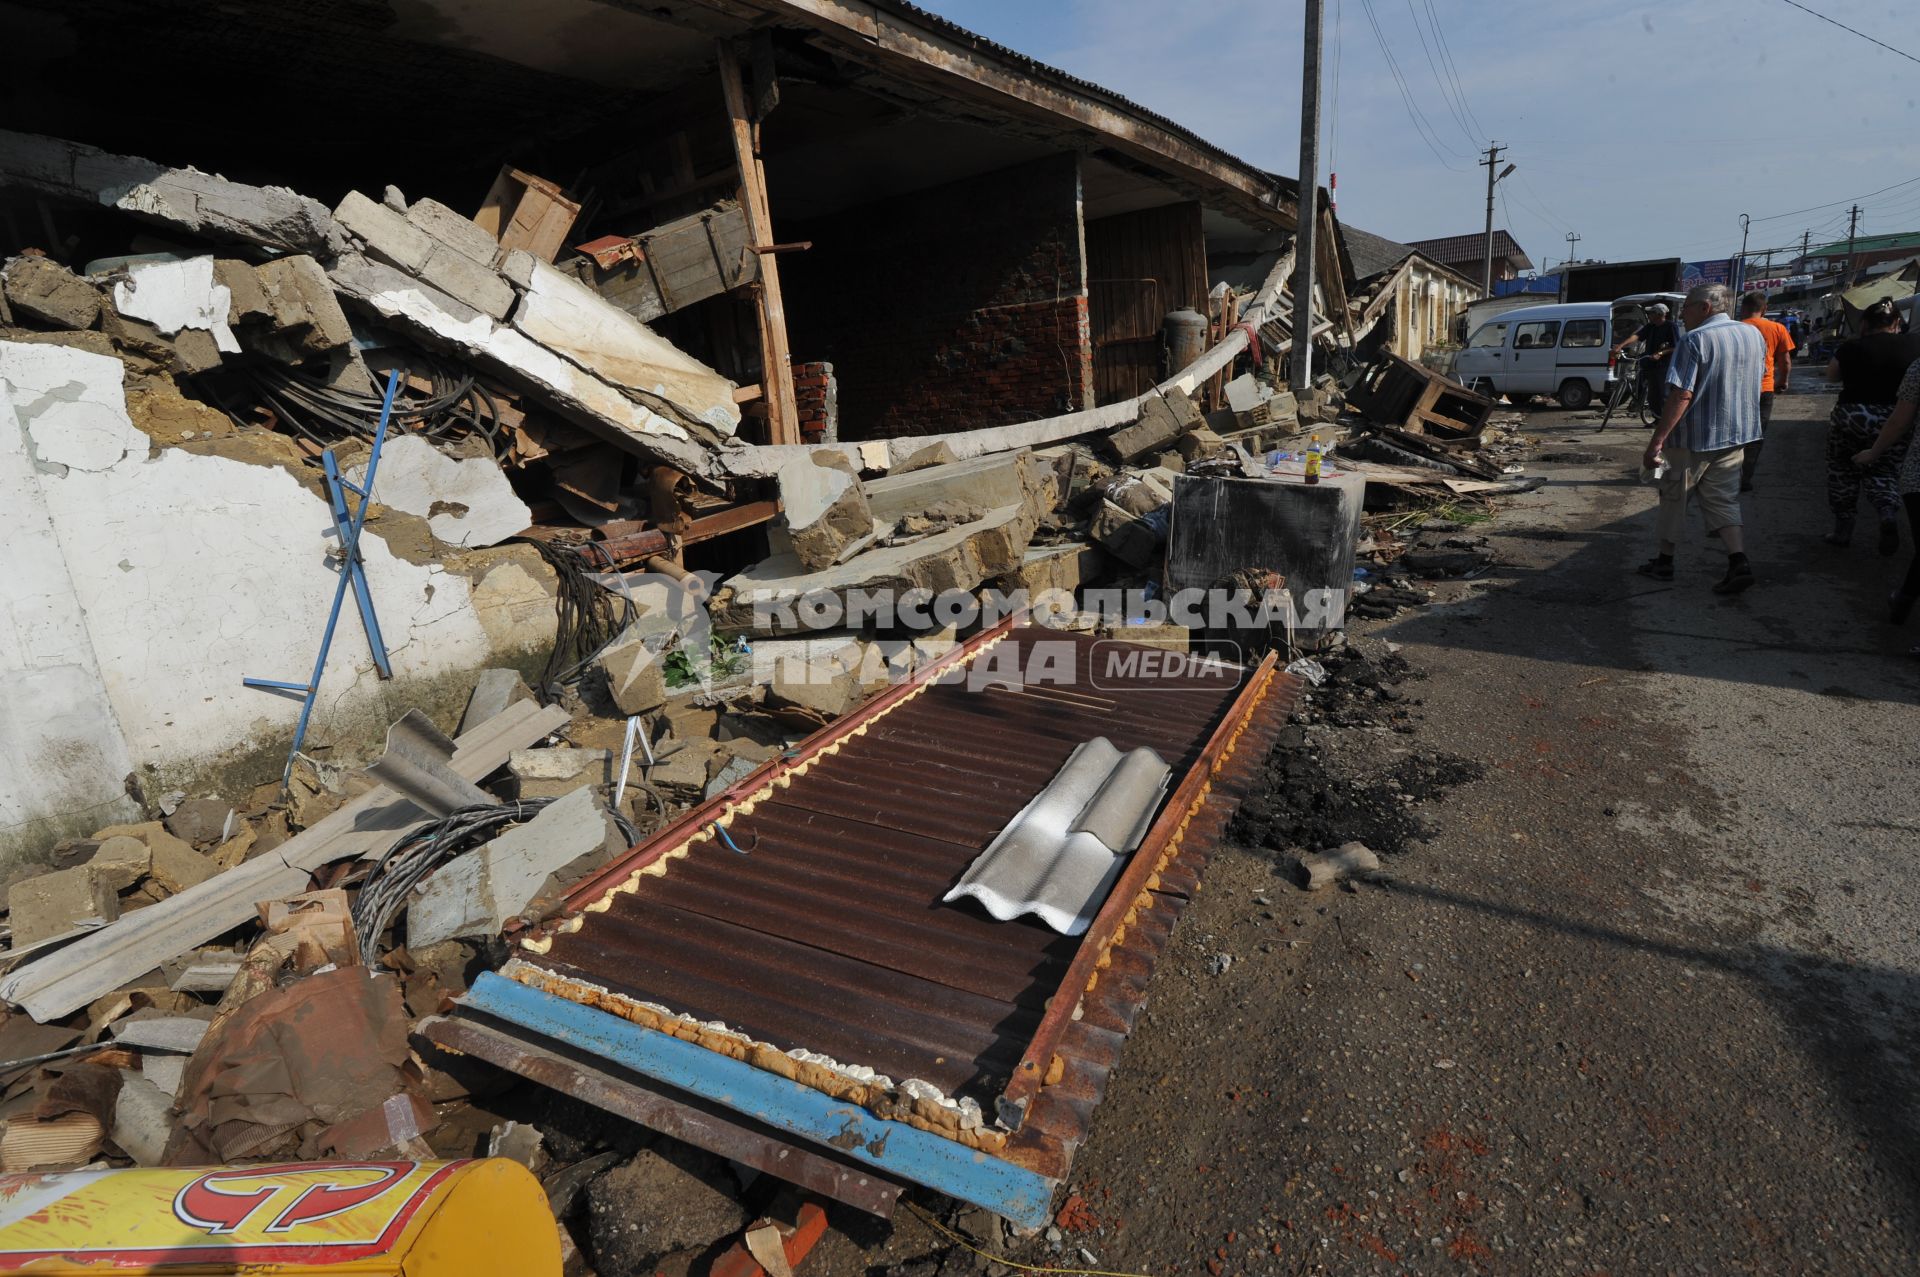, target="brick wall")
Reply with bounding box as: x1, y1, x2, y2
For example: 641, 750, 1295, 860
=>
782, 153, 1092, 441
792, 360, 837, 443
